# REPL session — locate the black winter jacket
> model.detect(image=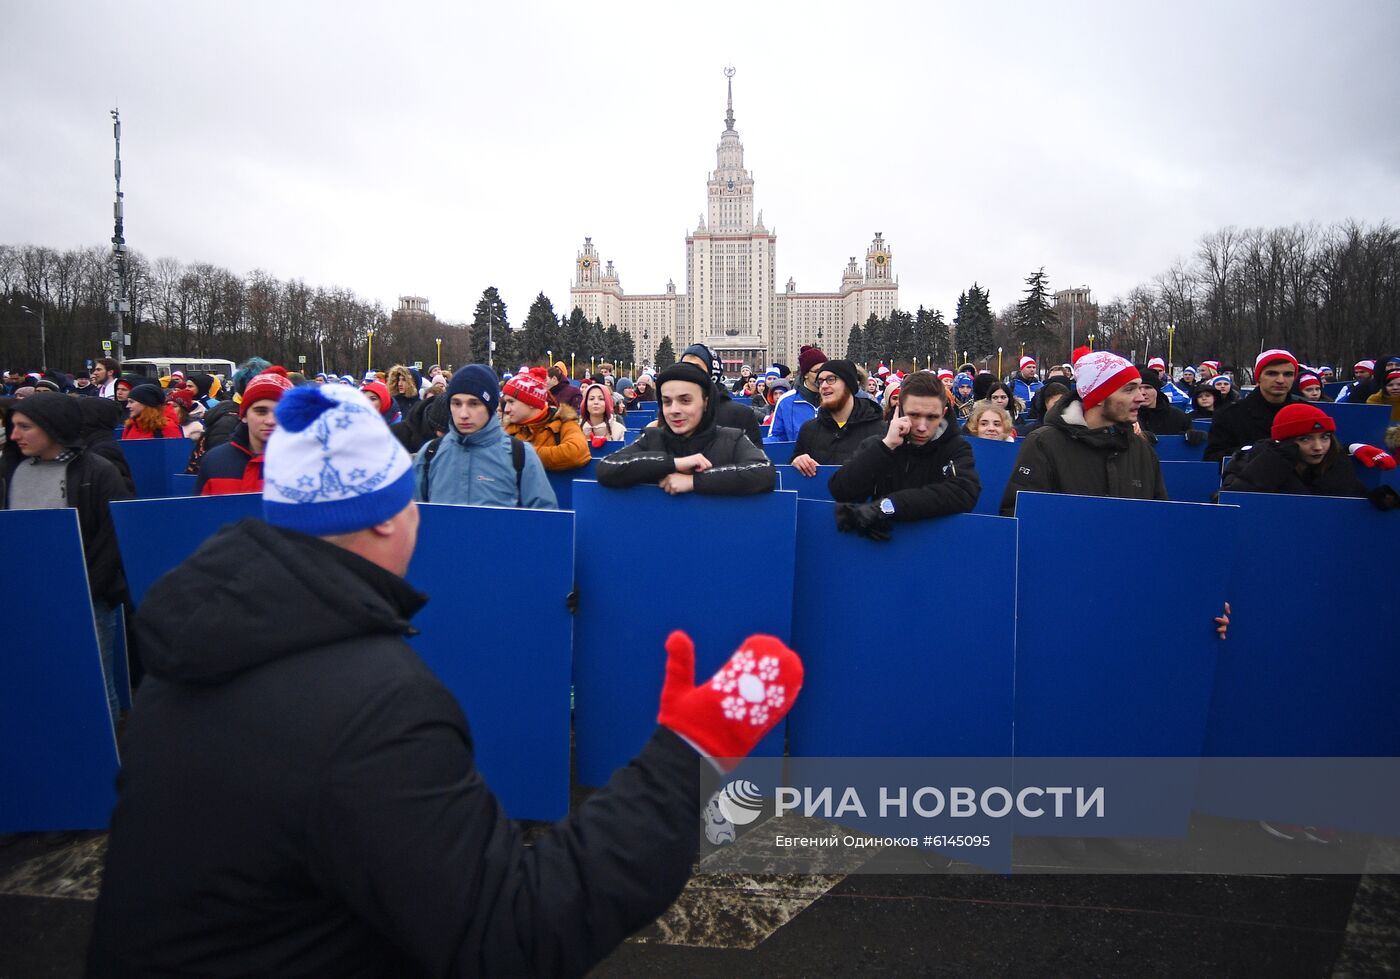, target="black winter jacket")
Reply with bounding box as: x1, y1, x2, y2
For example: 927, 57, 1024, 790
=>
828, 419, 981, 520
88, 519, 701, 978
597, 424, 774, 495
792, 396, 887, 467
1205, 389, 1304, 462
715, 388, 763, 447
999, 399, 1167, 516
1138, 400, 1194, 436
1219, 441, 1368, 498
0, 445, 131, 603
199, 399, 241, 453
